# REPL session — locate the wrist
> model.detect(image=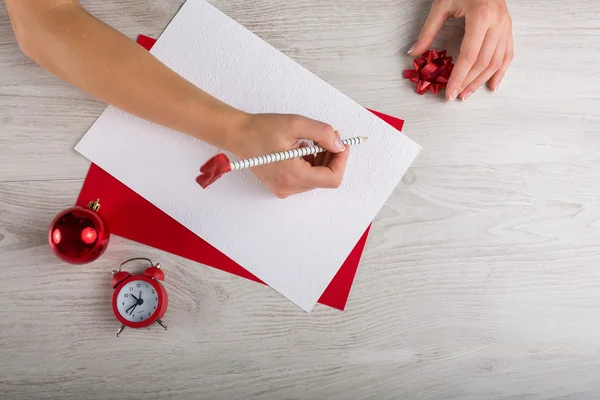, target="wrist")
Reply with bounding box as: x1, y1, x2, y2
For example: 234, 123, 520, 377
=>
189, 101, 252, 153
